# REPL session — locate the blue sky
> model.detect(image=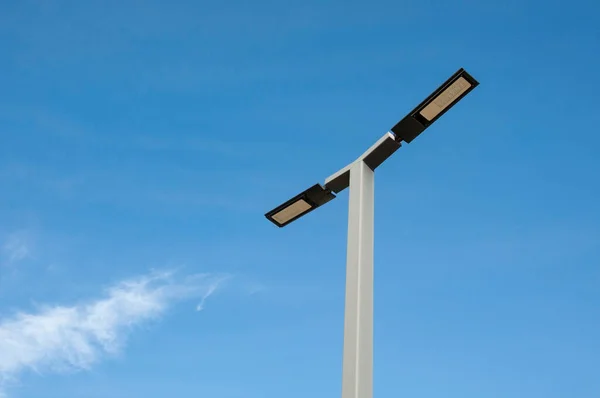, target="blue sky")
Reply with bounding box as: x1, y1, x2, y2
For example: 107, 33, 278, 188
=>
1, 0, 599, 397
